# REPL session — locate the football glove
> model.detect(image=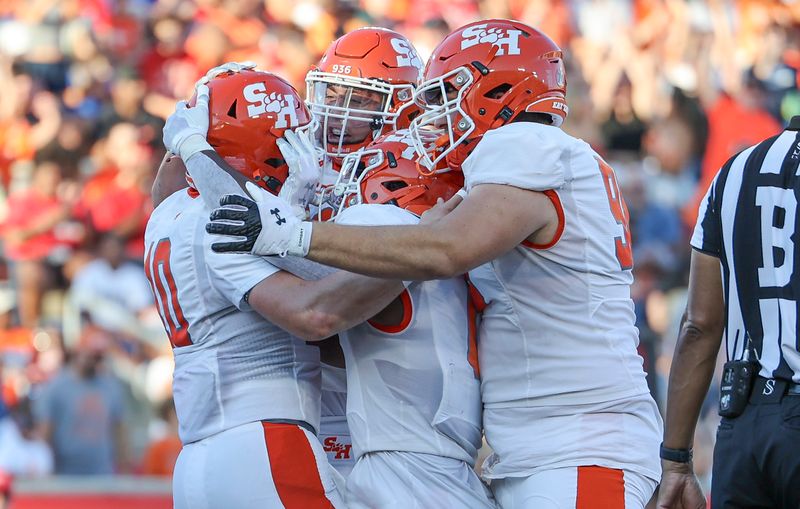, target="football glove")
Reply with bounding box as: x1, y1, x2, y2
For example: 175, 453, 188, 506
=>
277, 128, 322, 219
194, 61, 257, 90
163, 84, 212, 162
206, 182, 313, 257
